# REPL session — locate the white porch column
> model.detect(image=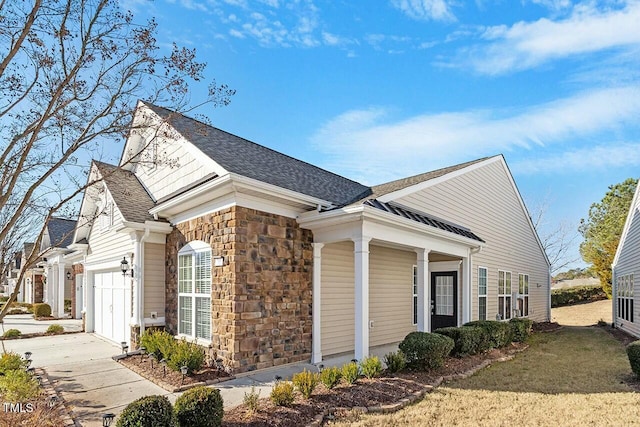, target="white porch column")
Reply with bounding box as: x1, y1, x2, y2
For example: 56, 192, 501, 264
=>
312, 243, 324, 364
85, 270, 95, 332
353, 236, 371, 361
131, 232, 144, 329
57, 262, 66, 318
462, 255, 471, 325
415, 249, 430, 332
49, 265, 58, 316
